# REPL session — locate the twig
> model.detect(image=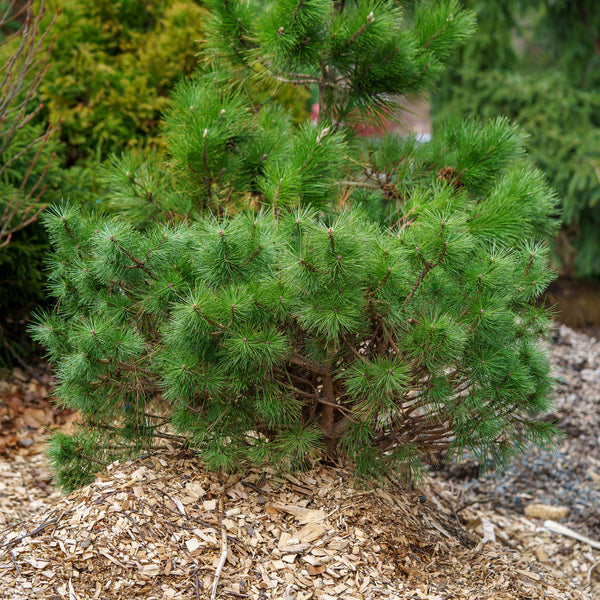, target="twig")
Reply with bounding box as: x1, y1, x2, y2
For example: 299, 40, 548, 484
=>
50, 509, 68, 537
211, 497, 228, 600
1, 513, 64, 551
368, 267, 392, 298
588, 559, 600, 585
342, 335, 365, 362
403, 241, 449, 306
130, 498, 161, 543
195, 569, 201, 600
122, 511, 146, 540
98, 548, 128, 569
544, 520, 600, 550
241, 480, 265, 494
9, 551, 21, 576
337, 180, 379, 189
